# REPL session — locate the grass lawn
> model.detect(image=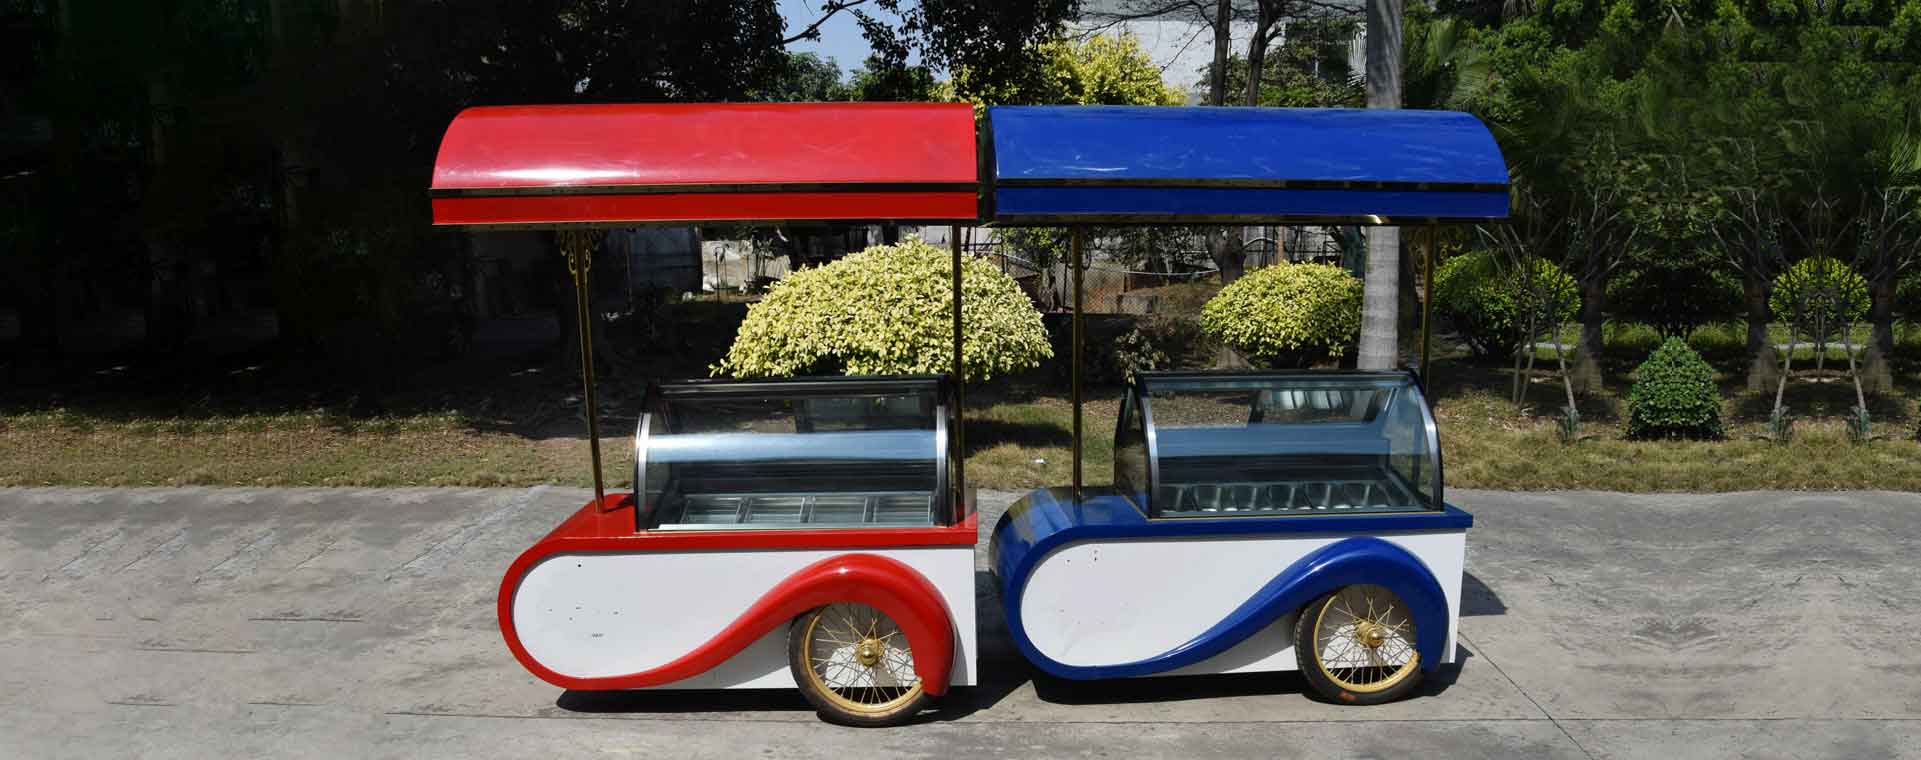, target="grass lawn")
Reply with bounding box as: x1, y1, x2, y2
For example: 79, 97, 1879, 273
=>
5, 304, 1919, 492
0, 409, 594, 488
6, 359, 1918, 491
